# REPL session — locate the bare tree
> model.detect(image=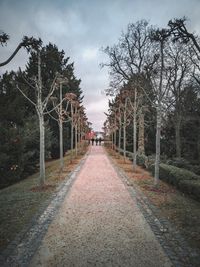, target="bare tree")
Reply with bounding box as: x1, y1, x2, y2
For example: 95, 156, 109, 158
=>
73, 101, 82, 157
169, 18, 200, 85
113, 95, 123, 154
107, 99, 119, 151
120, 87, 143, 168
77, 106, 88, 153
47, 76, 70, 171
105, 110, 115, 150
17, 51, 59, 186
168, 17, 200, 53
148, 28, 171, 185
48, 89, 86, 169
165, 40, 192, 158
102, 20, 152, 87
64, 93, 78, 162
107, 87, 140, 168
102, 20, 154, 162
